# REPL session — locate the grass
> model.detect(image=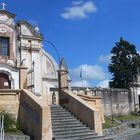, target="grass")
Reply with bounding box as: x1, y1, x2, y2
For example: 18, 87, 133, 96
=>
103, 114, 140, 129
114, 114, 140, 122
103, 117, 120, 129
